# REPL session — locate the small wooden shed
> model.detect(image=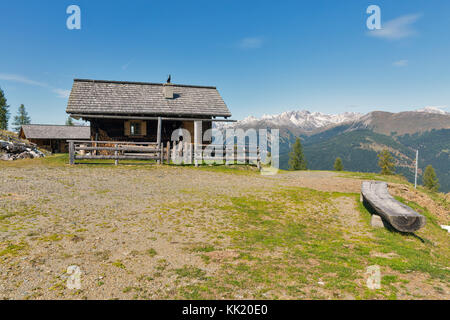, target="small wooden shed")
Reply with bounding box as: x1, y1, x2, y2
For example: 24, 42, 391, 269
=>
19, 124, 91, 153
65, 78, 233, 145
